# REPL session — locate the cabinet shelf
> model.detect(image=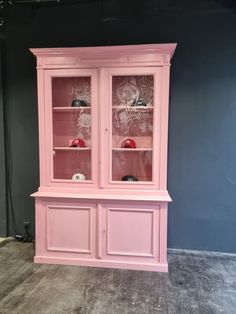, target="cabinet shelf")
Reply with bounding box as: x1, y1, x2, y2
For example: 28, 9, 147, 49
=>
112, 106, 153, 110
53, 147, 91, 151
112, 148, 152, 151
53, 107, 91, 112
